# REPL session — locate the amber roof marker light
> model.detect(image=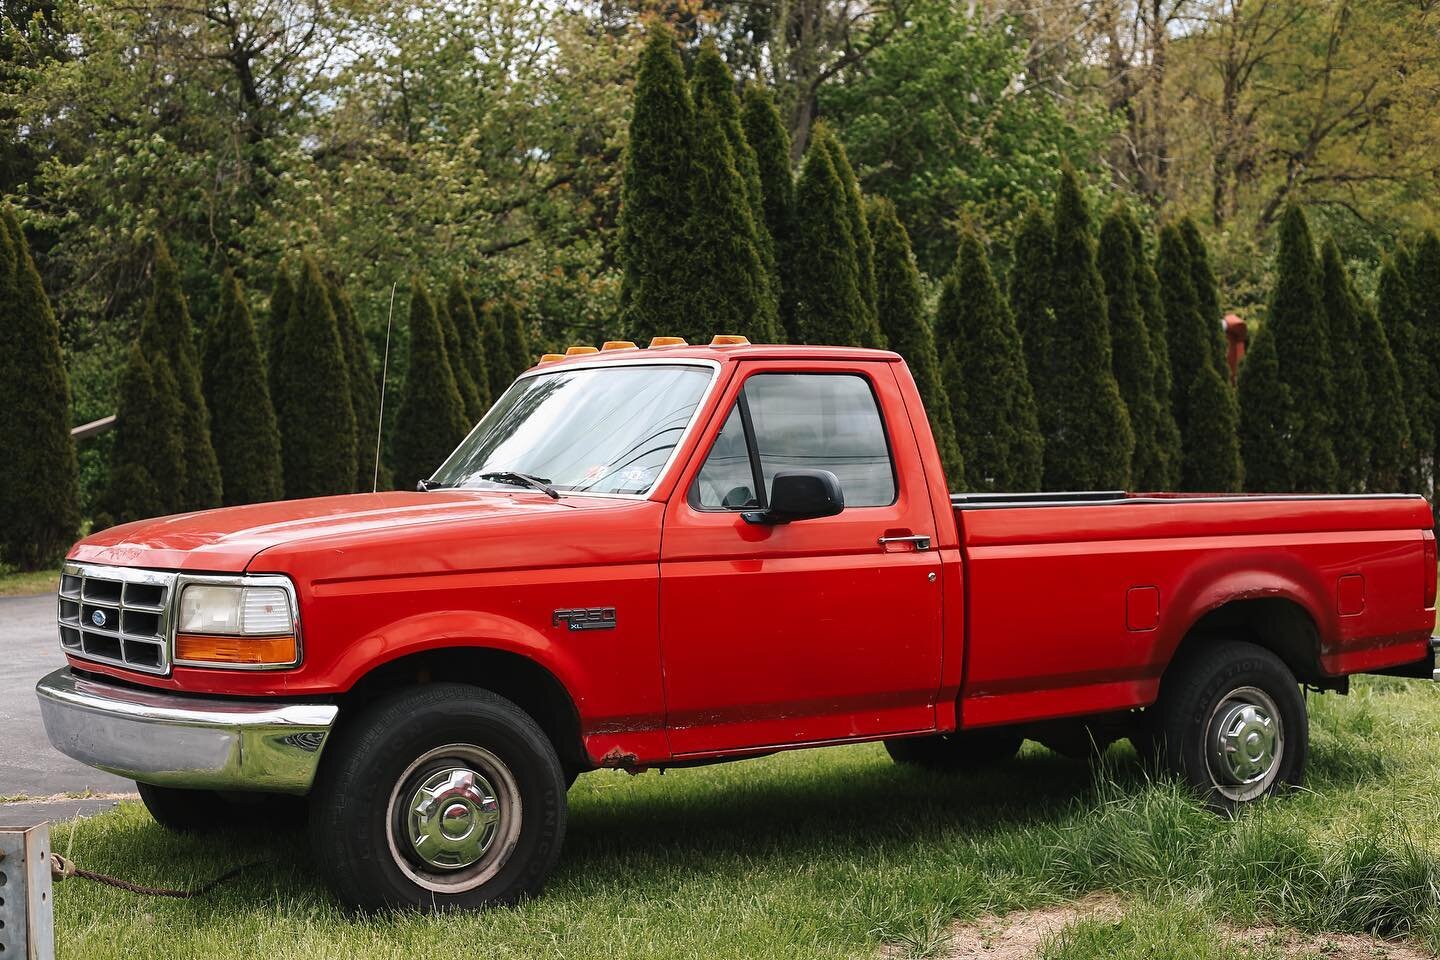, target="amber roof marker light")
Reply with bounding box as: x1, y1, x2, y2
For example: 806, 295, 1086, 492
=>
710, 335, 750, 346
648, 336, 688, 347
601, 340, 638, 351
537, 353, 565, 364
564, 345, 599, 356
